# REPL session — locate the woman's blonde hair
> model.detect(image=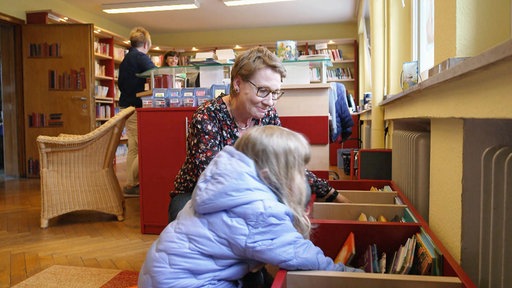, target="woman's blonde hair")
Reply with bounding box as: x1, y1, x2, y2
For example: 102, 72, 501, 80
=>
229, 46, 287, 96
234, 125, 311, 238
